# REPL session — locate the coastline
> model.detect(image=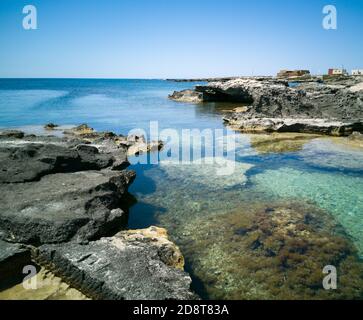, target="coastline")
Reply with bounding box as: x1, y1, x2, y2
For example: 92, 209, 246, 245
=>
0, 78, 362, 300
0, 124, 195, 300
169, 75, 363, 137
